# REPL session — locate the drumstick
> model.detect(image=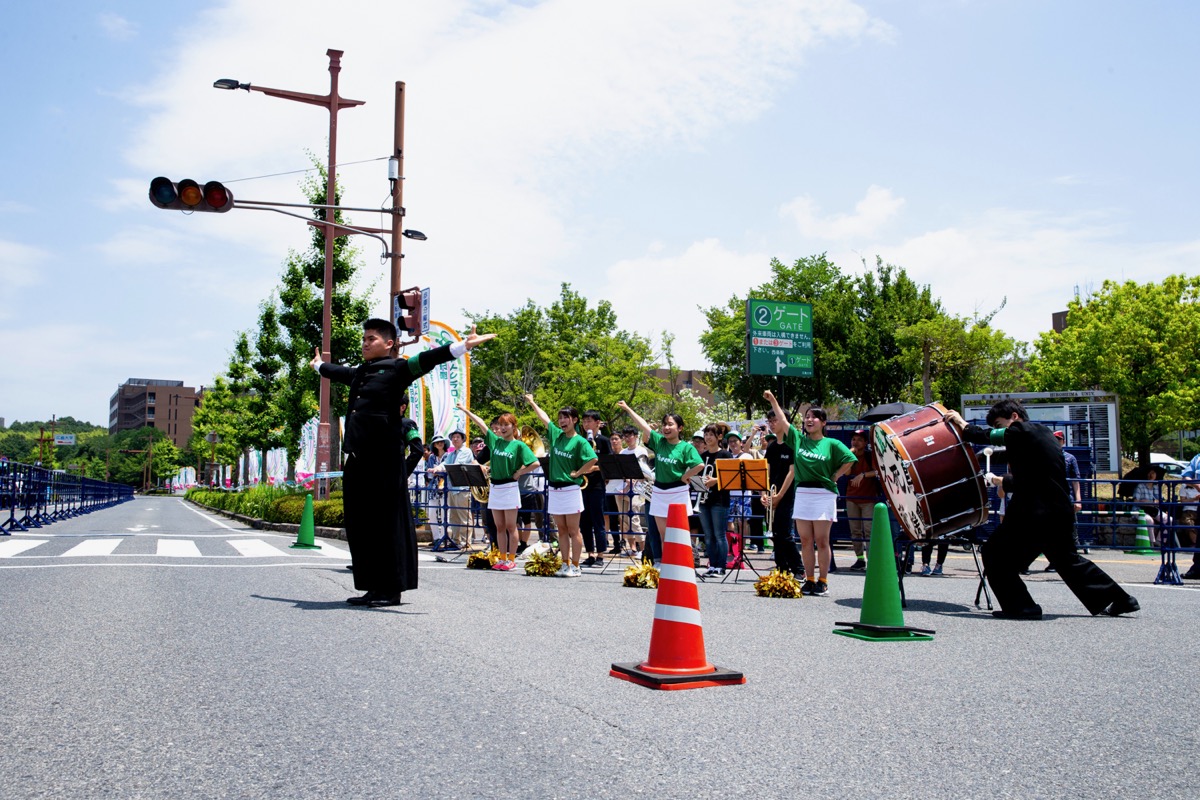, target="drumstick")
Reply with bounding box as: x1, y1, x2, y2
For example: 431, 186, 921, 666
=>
983, 447, 993, 475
